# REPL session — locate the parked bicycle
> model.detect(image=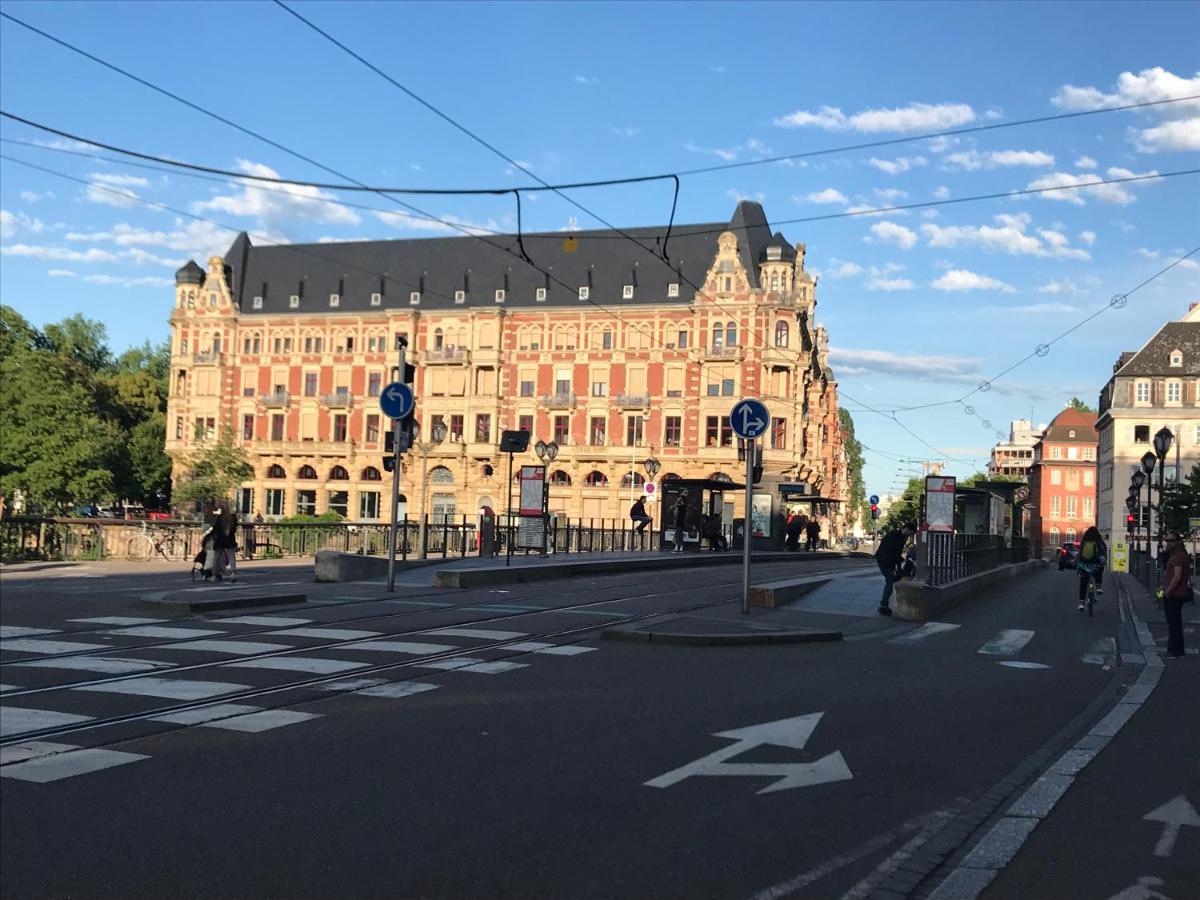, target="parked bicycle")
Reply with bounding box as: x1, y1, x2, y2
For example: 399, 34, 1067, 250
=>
127, 521, 177, 561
